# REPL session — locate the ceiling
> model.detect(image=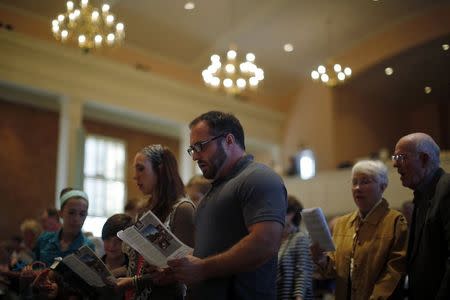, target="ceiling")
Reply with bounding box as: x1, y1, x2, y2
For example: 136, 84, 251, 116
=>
1, 0, 449, 107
